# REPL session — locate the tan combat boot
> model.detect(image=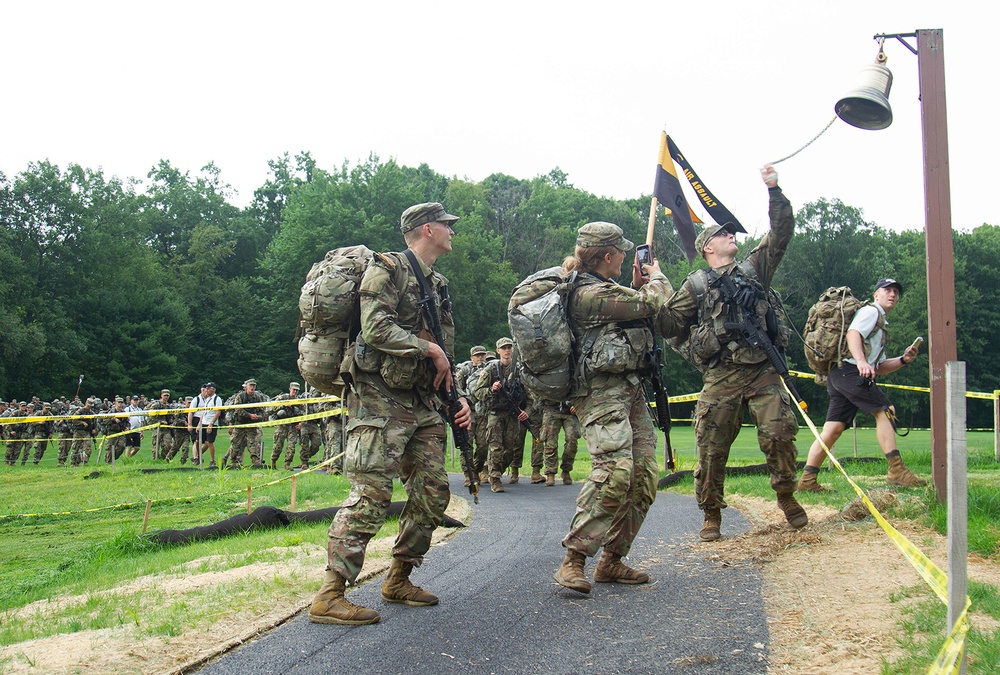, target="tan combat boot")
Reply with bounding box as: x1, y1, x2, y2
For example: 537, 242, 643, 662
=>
797, 469, 835, 493
269, 459, 277, 470
308, 570, 380, 625
561, 471, 573, 485
700, 508, 722, 541
544, 473, 555, 487
594, 550, 650, 584
490, 478, 505, 493
509, 467, 519, 484
284, 462, 292, 471
531, 468, 544, 484
553, 550, 591, 593
777, 492, 808, 529
381, 559, 439, 606
887, 454, 927, 488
